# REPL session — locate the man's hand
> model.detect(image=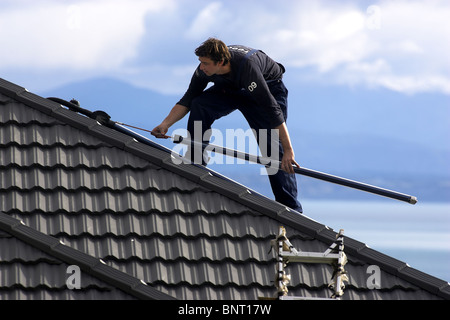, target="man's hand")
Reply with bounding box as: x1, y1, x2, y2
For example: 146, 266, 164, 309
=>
151, 104, 190, 139
275, 122, 300, 174
151, 124, 170, 139
281, 148, 300, 174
